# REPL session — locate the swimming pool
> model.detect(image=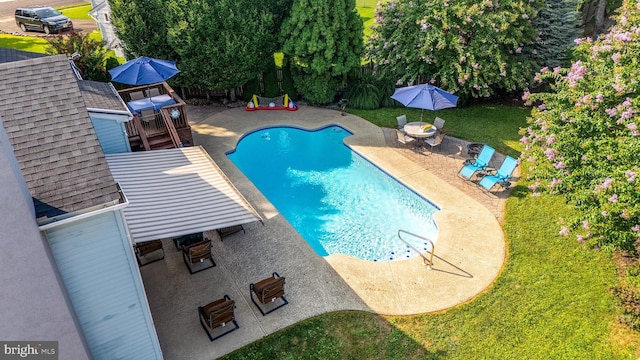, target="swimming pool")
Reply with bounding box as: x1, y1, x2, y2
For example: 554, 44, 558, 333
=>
227, 125, 439, 262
